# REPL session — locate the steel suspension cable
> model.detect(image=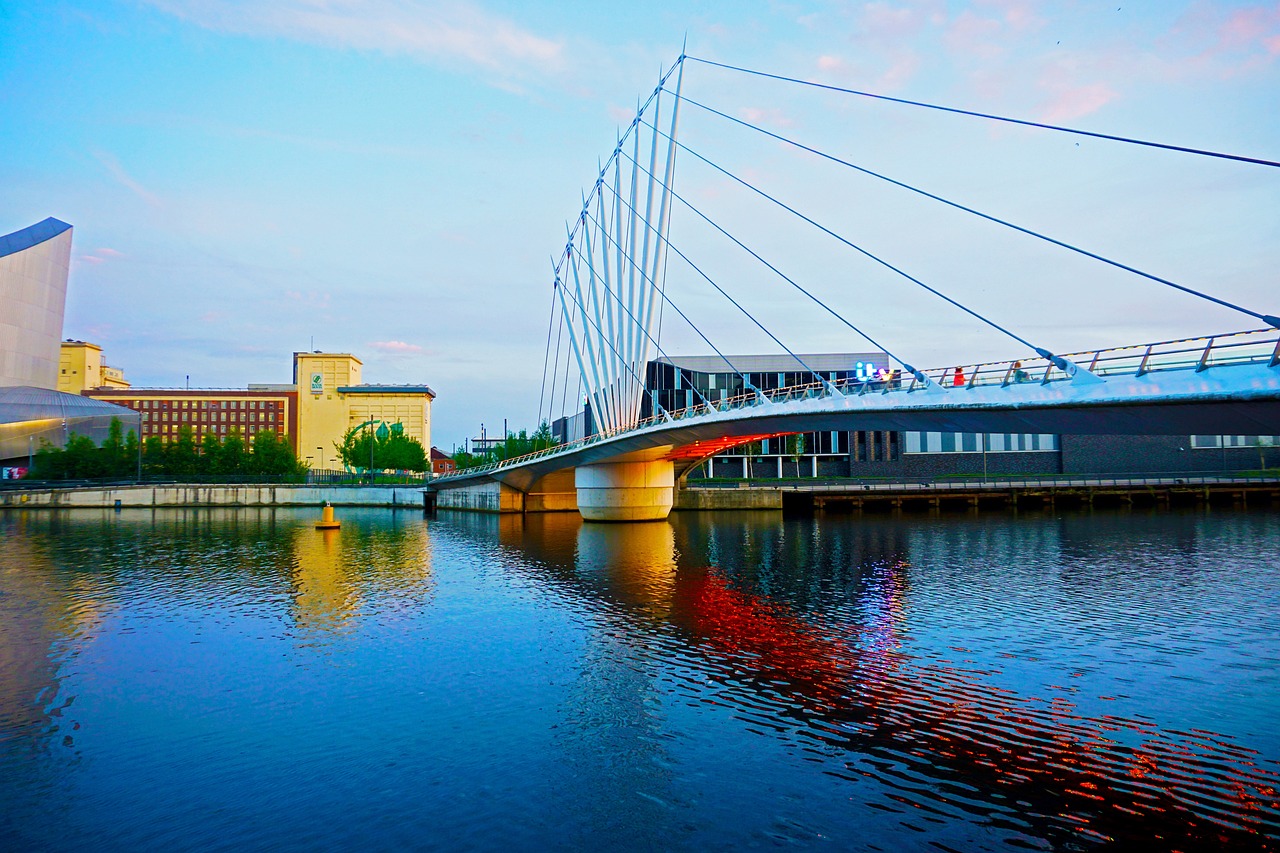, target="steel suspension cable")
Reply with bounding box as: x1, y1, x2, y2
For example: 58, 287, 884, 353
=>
672, 91, 1280, 328
547, 289, 566, 429
633, 121, 1060, 362
569, 220, 717, 413
620, 145, 936, 381
685, 55, 1280, 169
583, 192, 760, 402
537, 287, 557, 428
558, 254, 673, 426
602, 164, 860, 392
